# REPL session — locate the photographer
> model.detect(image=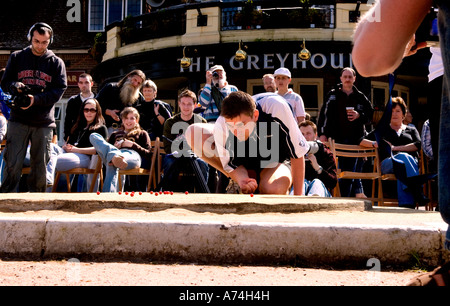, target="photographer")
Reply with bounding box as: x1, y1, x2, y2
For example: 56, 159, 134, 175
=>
299, 121, 337, 197
198, 65, 238, 123
0, 22, 67, 192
